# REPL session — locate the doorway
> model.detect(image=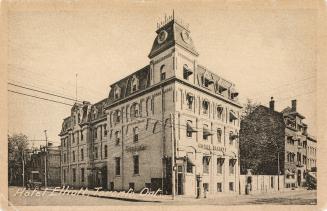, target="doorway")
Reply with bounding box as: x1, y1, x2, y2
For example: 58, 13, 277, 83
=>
177, 173, 183, 195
